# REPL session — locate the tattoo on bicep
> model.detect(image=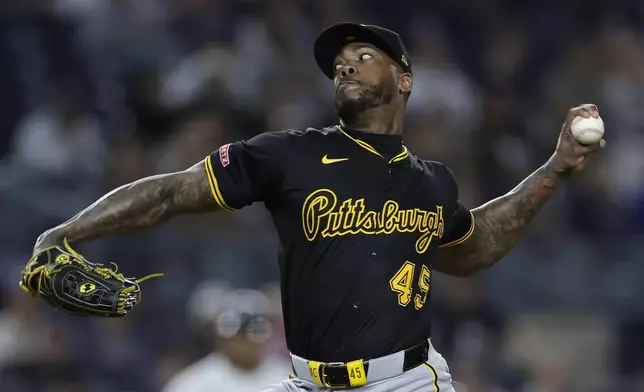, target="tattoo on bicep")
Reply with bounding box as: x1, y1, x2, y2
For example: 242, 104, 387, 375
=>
168, 163, 220, 213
